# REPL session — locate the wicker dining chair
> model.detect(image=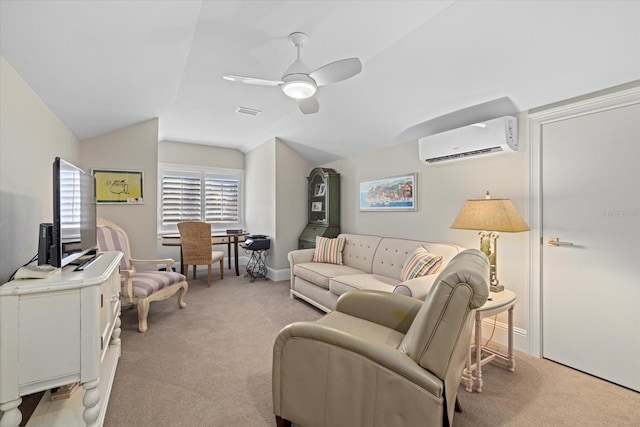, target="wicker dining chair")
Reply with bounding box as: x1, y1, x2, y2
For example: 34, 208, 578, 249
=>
177, 221, 225, 287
